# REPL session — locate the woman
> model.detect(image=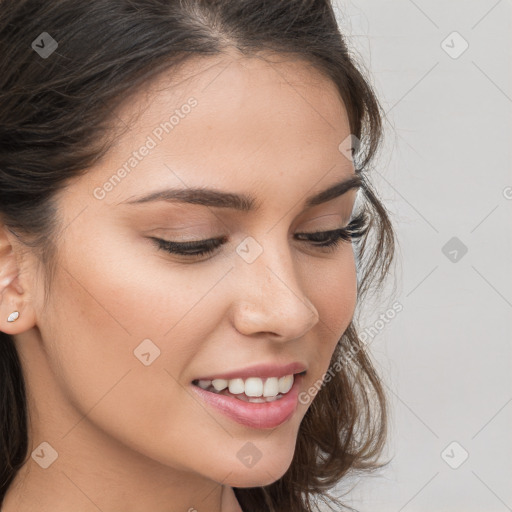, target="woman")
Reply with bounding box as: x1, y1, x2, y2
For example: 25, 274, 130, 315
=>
0, 1, 395, 511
